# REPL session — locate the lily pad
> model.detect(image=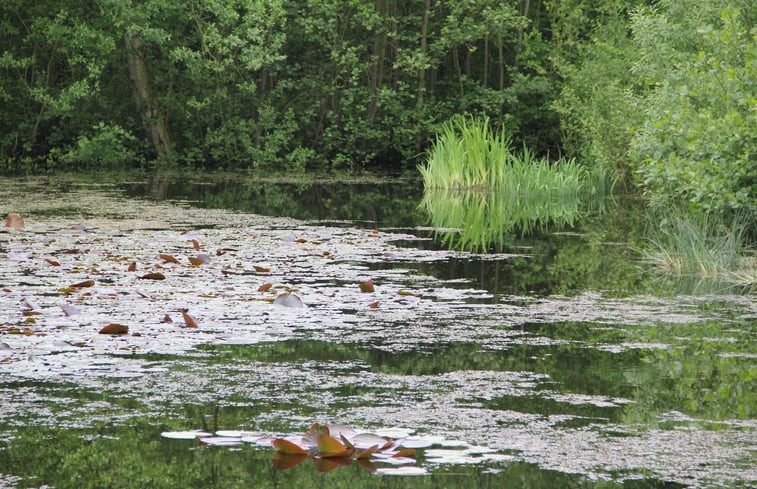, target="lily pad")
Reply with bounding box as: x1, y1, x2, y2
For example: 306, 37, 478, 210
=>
273, 292, 304, 308
161, 431, 211, 440
198, 436, 243, 446
351, 433, 389, 449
